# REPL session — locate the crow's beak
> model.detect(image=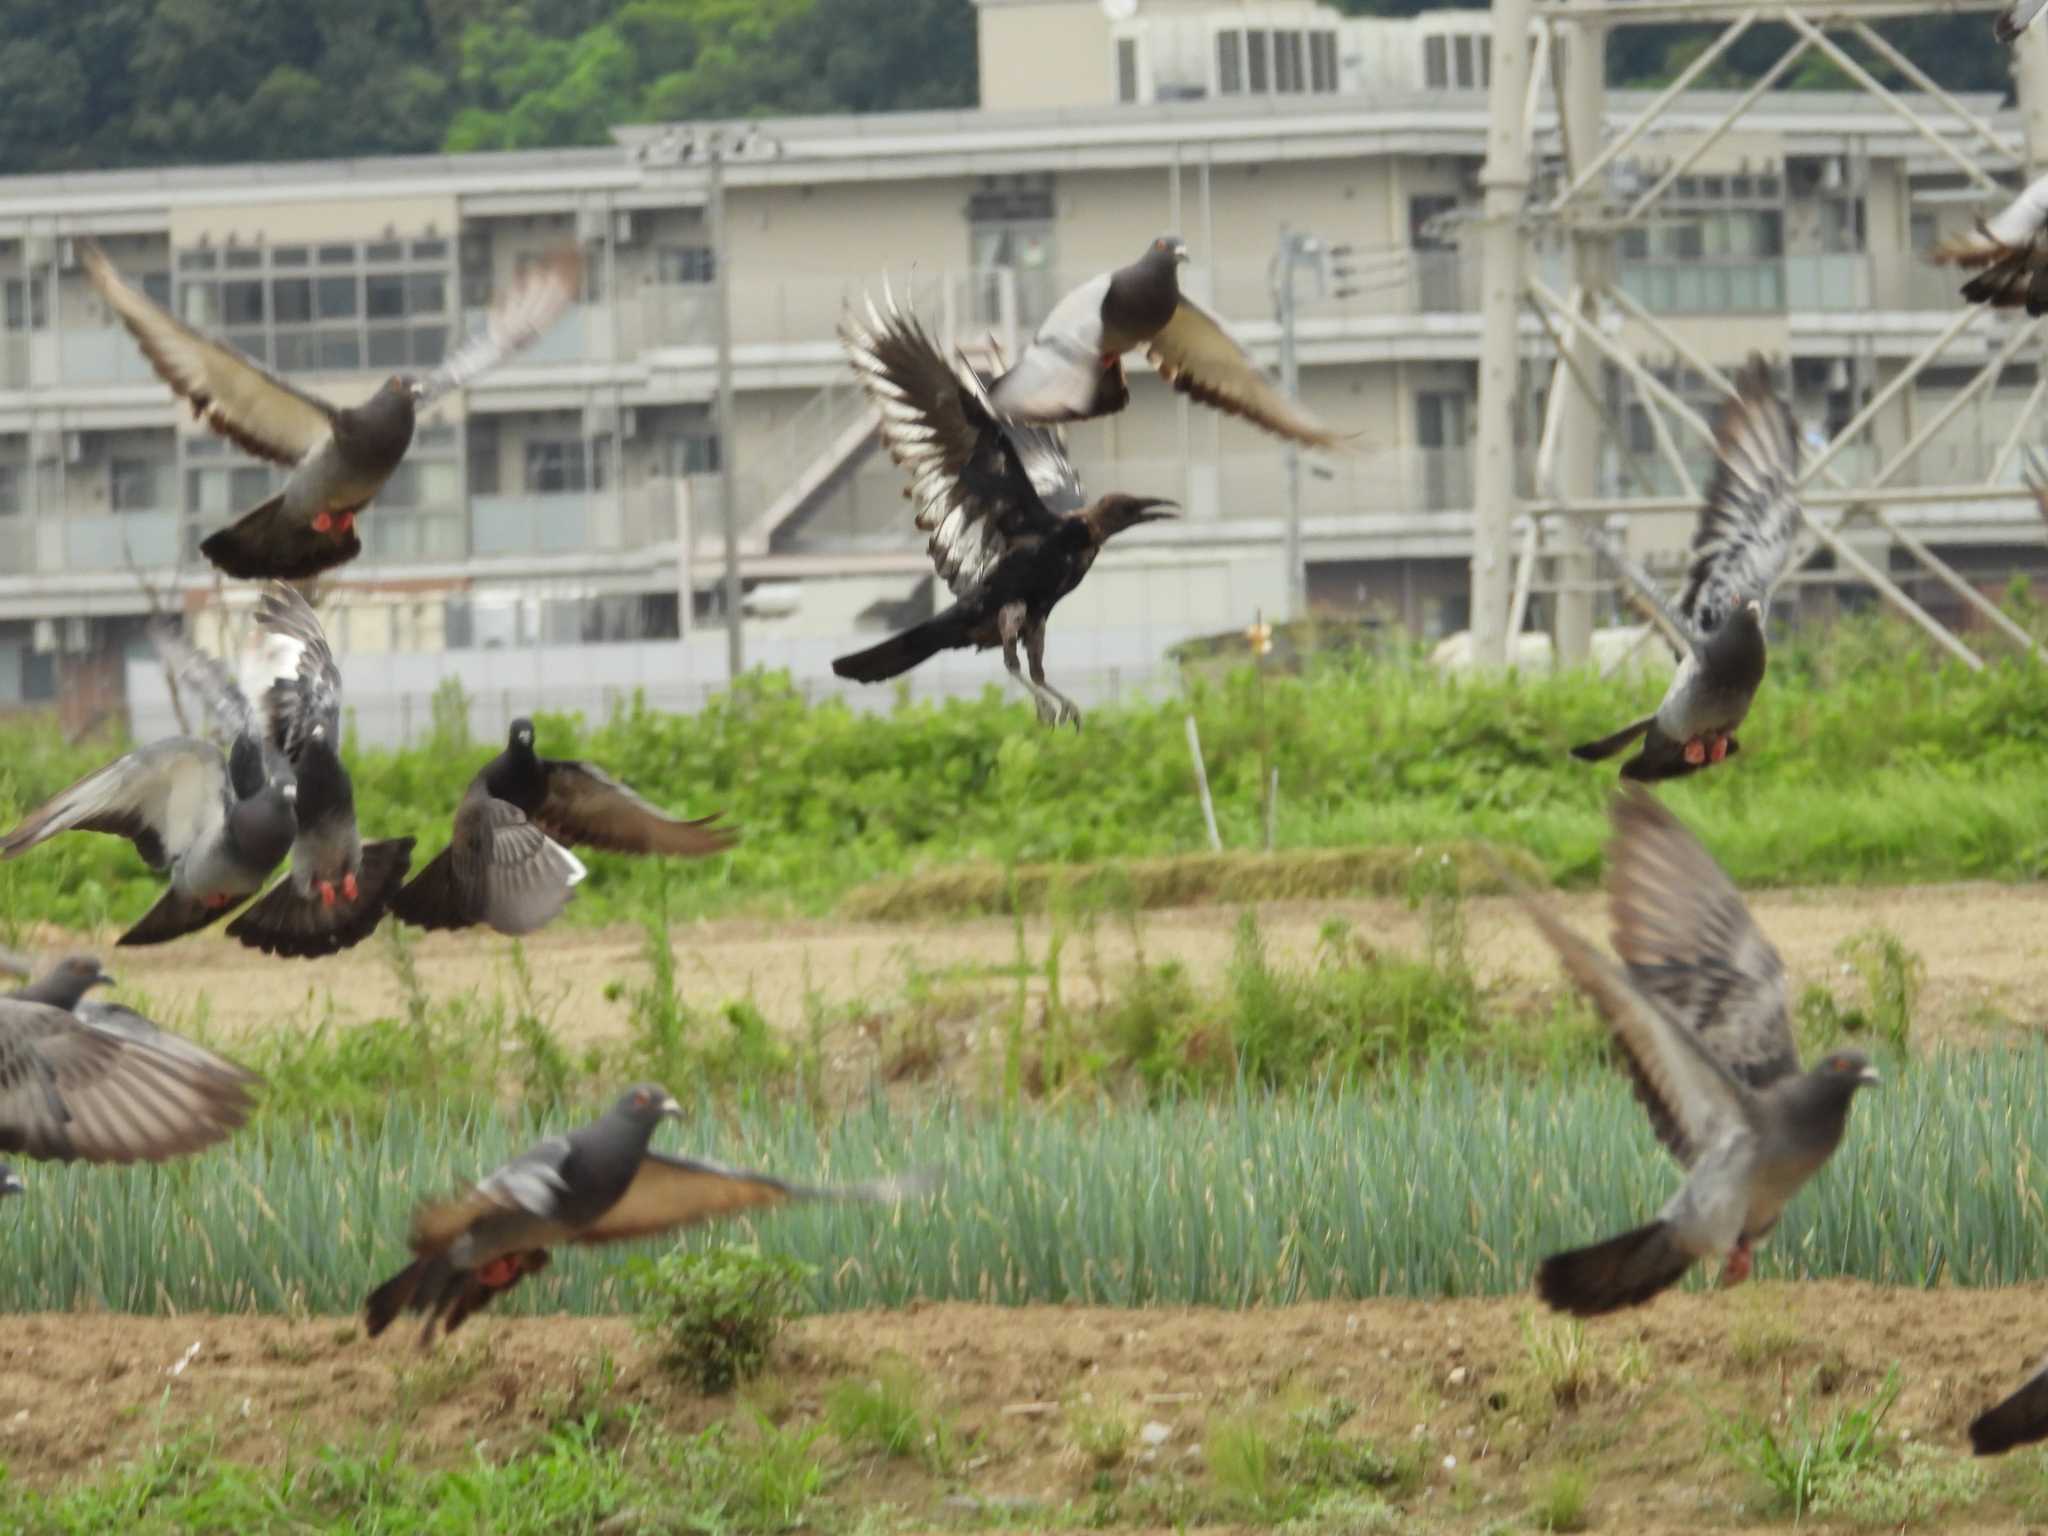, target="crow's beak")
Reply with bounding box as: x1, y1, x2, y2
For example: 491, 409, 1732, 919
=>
1133, 498, 1179, 525
1858, 1065, 1882, 1085
658, 1093, 684, 1119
